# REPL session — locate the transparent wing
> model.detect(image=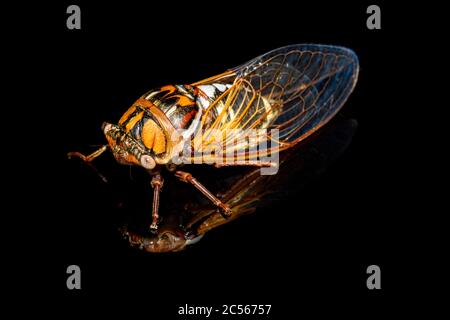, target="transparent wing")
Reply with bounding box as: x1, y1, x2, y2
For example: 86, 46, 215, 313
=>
189, 44, 359, 163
